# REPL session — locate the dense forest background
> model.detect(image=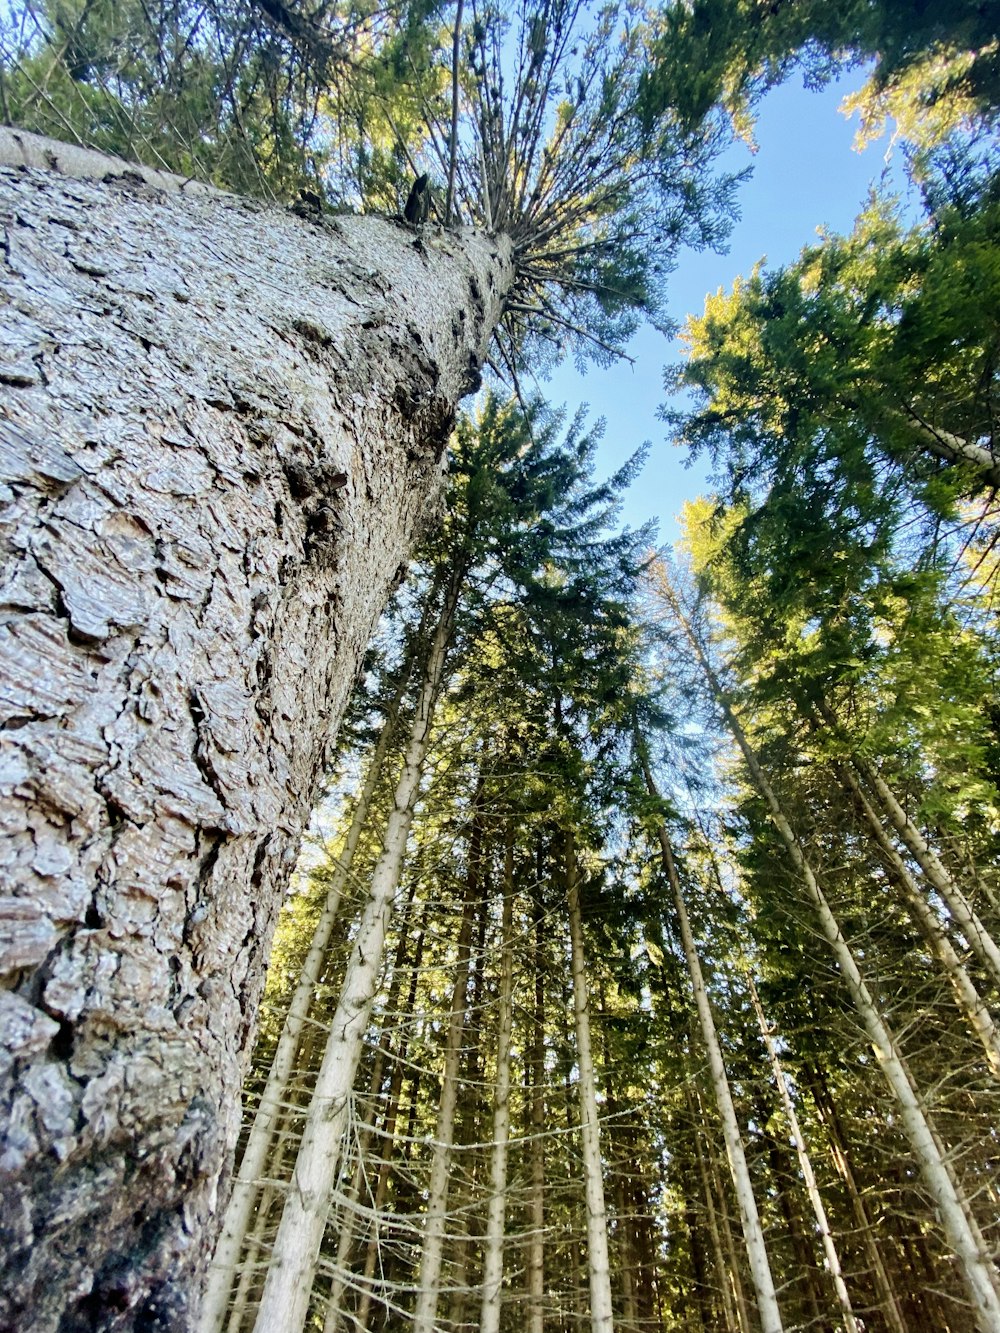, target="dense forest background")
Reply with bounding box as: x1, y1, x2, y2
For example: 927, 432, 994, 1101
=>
2, 0, 1000, 1330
